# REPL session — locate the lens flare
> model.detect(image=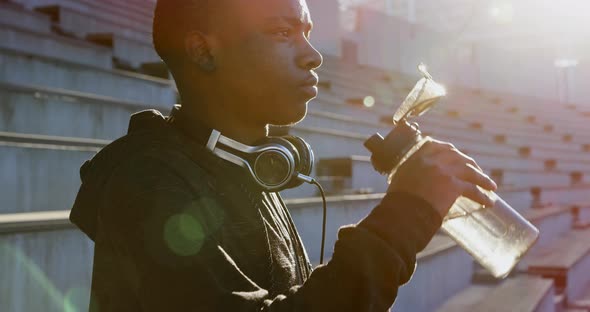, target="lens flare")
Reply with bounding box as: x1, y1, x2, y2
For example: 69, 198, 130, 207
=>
164, 213, 205, 257
363, 95, 375, 107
